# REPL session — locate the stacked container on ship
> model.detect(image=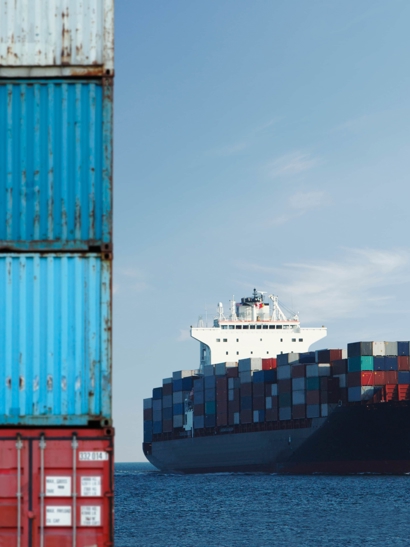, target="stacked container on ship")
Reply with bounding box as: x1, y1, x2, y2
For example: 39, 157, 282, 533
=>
0, 2, 114, 545
143, 291, 410, 474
